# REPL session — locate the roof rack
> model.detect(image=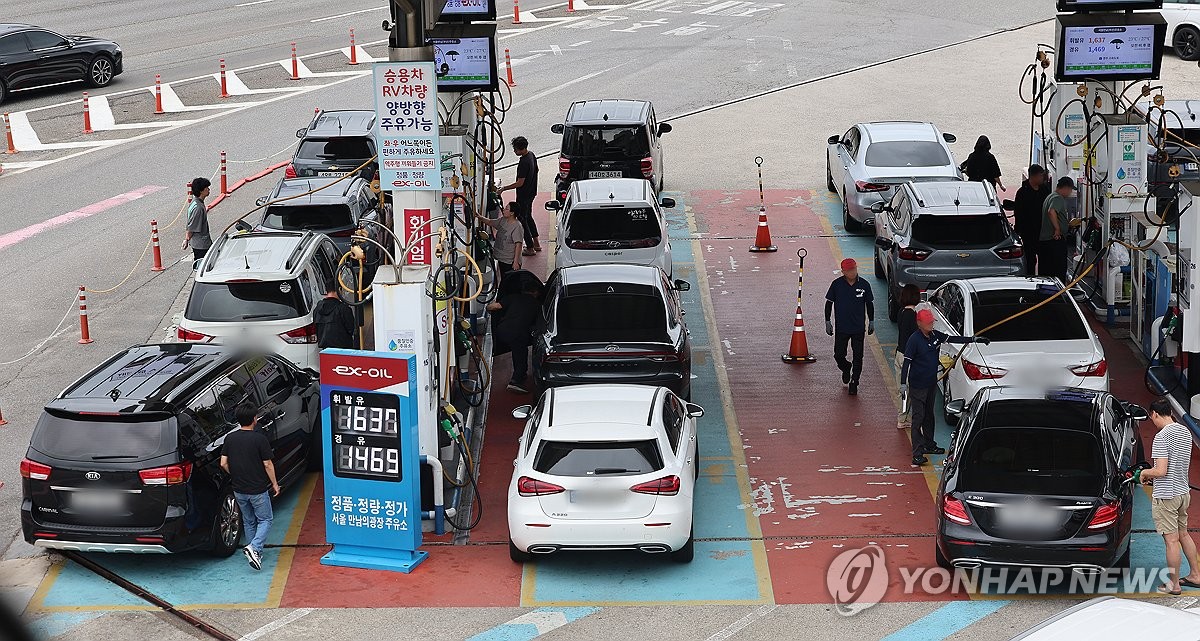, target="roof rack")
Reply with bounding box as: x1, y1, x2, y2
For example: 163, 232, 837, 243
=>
283, 231, 315, 272
646, 387, 664, 426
